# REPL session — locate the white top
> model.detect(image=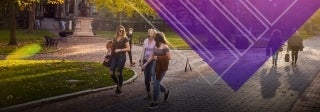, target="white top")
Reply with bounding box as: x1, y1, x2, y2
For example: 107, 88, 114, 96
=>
142, 38, 156, 60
